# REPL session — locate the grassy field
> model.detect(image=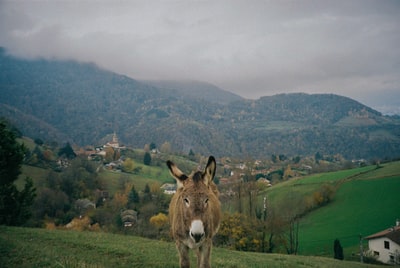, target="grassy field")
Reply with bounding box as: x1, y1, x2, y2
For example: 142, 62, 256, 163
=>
263, 164, 378, 205
98, 164, 172, 194
248, 161, 400, 260
0, 226, 380, 268
298, 161, 400, 258
19, 160, 174, 194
